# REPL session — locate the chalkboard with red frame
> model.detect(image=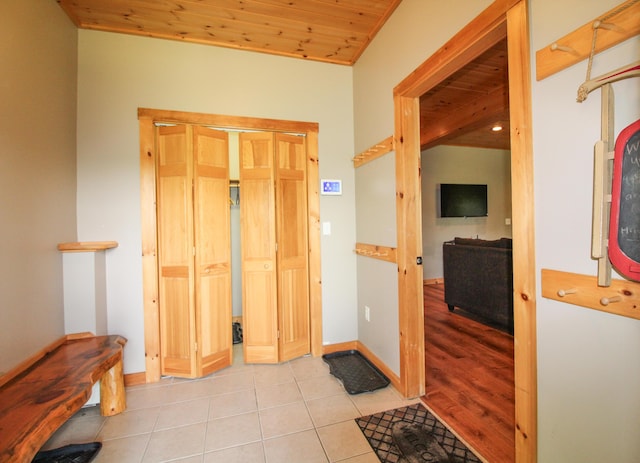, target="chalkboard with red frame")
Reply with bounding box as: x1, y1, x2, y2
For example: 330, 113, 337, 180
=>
609, 118, 640, 282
